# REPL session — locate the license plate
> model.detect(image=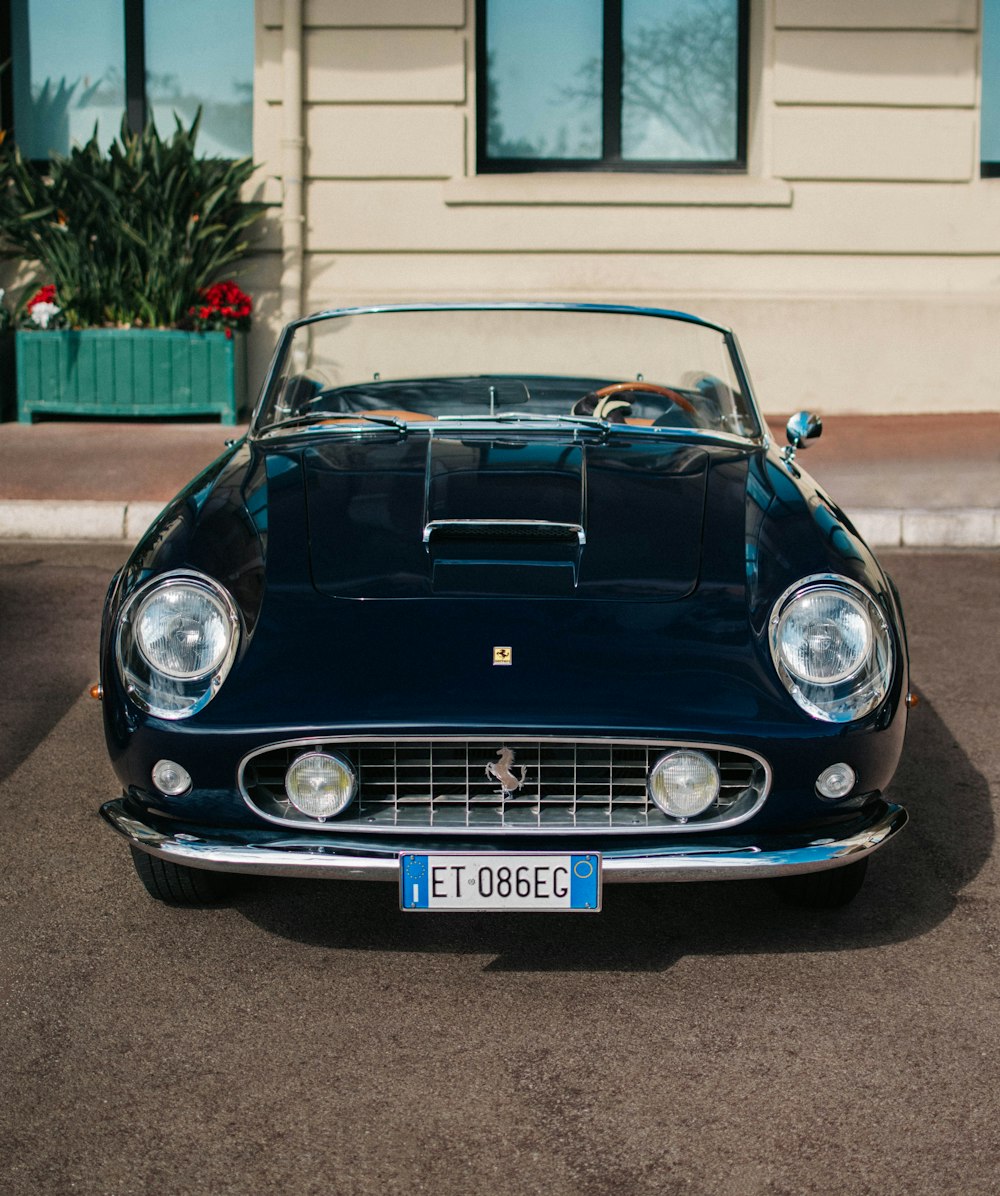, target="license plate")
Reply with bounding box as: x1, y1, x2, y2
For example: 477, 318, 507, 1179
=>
400, 852, 601, 912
